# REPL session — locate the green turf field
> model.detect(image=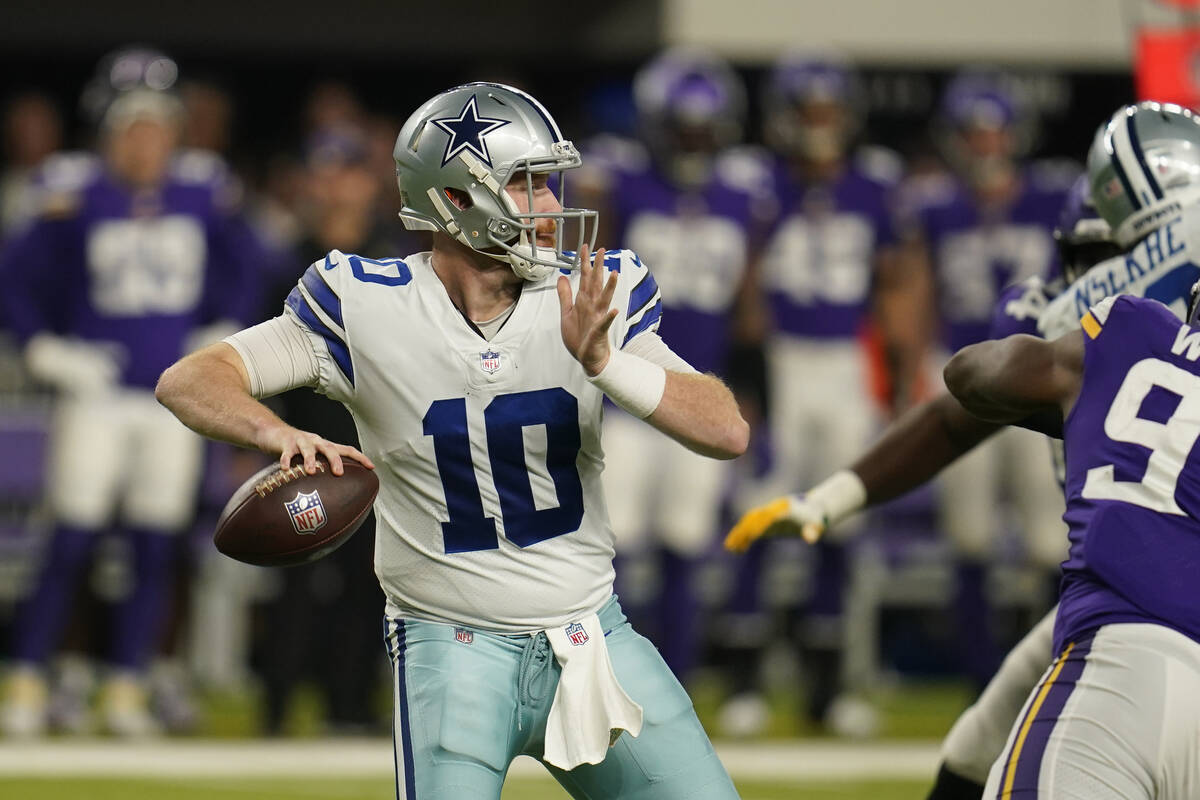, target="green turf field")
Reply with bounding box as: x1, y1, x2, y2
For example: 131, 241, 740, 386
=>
0, 777, 929, 799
